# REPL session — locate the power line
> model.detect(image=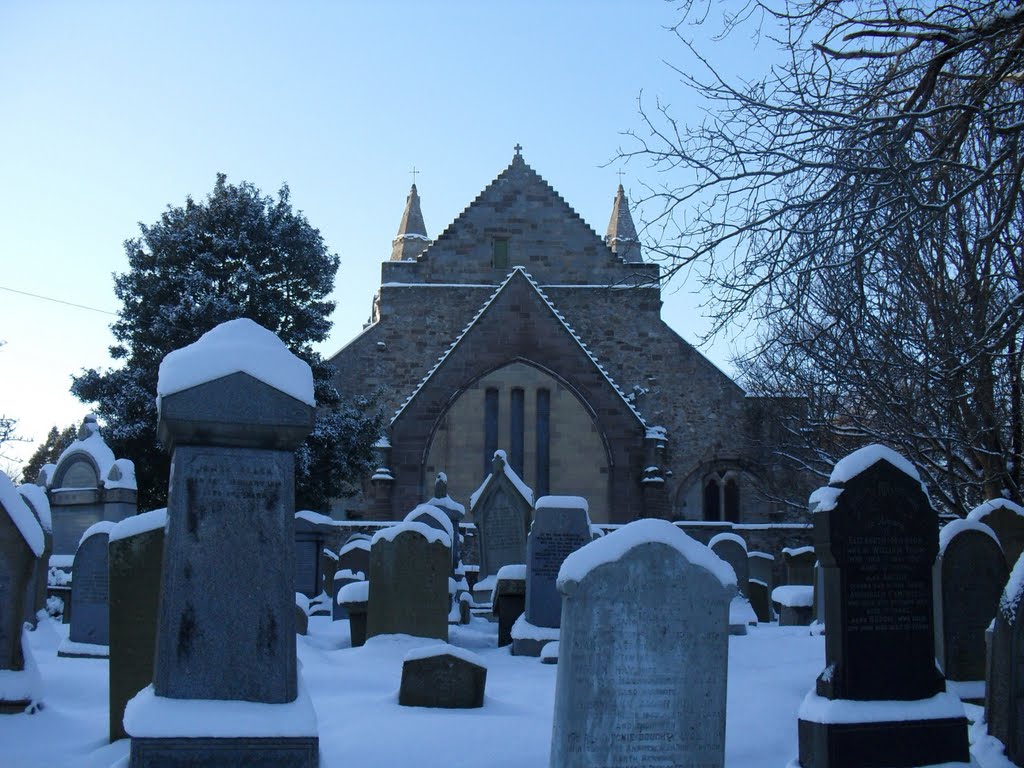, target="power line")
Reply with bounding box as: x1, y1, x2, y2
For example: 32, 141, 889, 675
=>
0, 285, 117, 316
